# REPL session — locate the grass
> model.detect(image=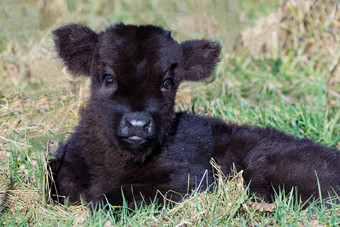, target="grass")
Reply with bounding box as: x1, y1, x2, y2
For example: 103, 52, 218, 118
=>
0, 0, 339, 225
